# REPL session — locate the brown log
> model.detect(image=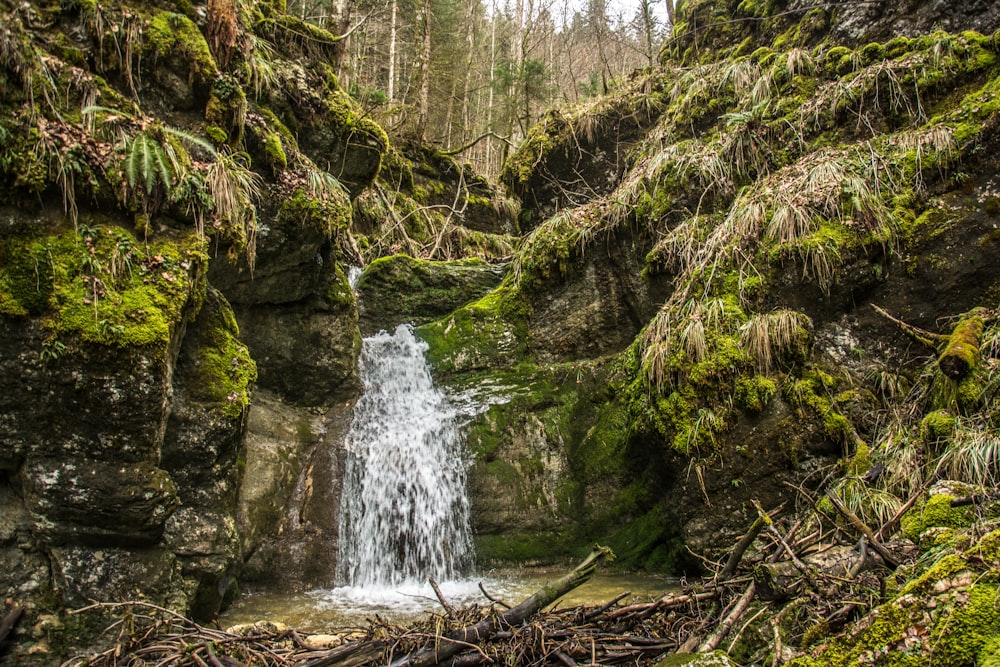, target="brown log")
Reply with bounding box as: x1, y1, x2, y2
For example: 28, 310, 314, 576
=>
294, 640, 387, 667
754, 544, 872, 600
389, 546, 614, 667
0, 604, 24, 647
